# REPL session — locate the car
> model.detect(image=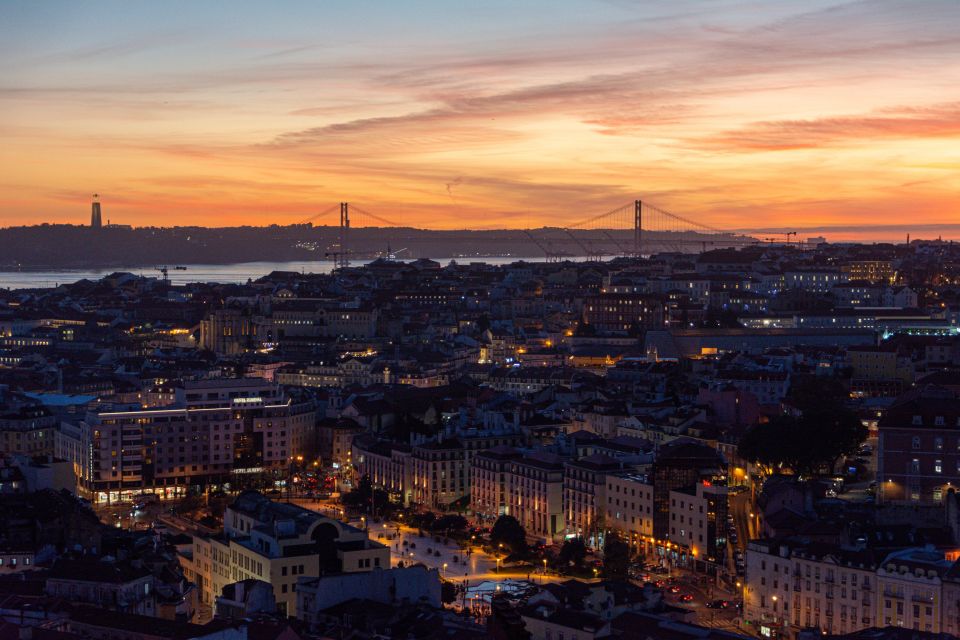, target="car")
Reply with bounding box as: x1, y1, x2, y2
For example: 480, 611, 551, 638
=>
706, 599, 730, 609
667, 585, 681, 594
679, 593, 694, 602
